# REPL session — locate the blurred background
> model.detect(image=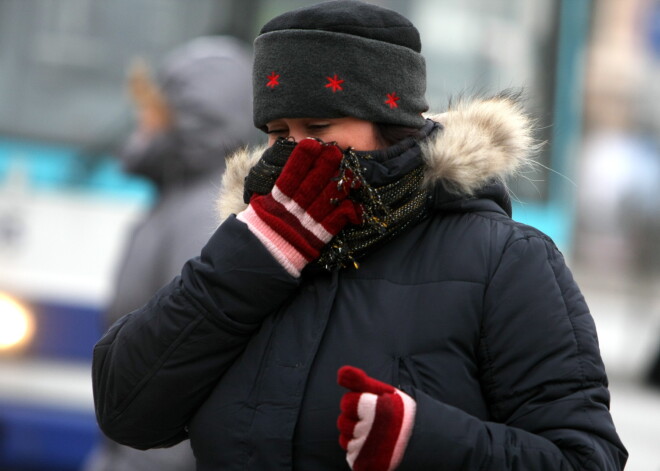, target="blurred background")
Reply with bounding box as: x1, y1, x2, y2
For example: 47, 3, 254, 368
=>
0, 0, 658, 469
